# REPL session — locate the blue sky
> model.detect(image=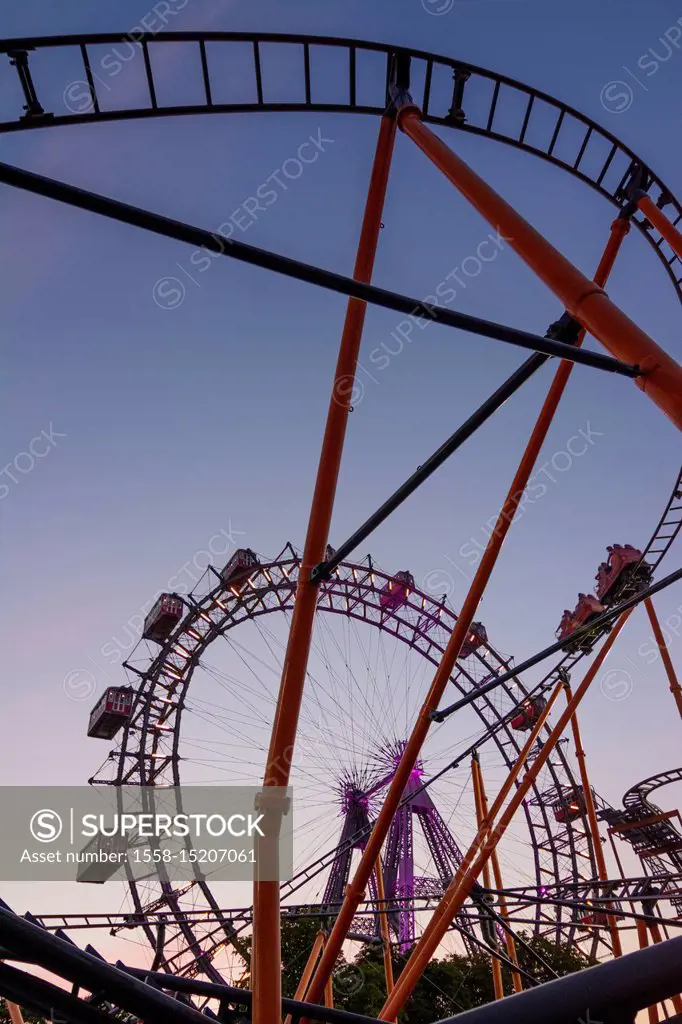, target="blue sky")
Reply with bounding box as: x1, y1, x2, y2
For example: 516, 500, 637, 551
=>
1, 0, 682, 967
